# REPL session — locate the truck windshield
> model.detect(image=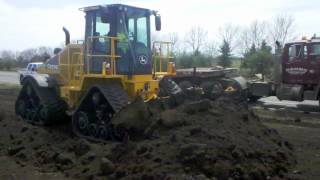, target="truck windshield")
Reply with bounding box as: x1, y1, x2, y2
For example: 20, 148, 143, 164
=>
310, 44, 320, 56
288, 44, 304, 60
